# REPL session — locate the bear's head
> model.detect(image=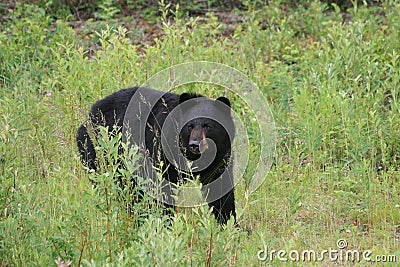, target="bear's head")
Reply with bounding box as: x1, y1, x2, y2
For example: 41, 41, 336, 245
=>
177, 93, 235, 163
